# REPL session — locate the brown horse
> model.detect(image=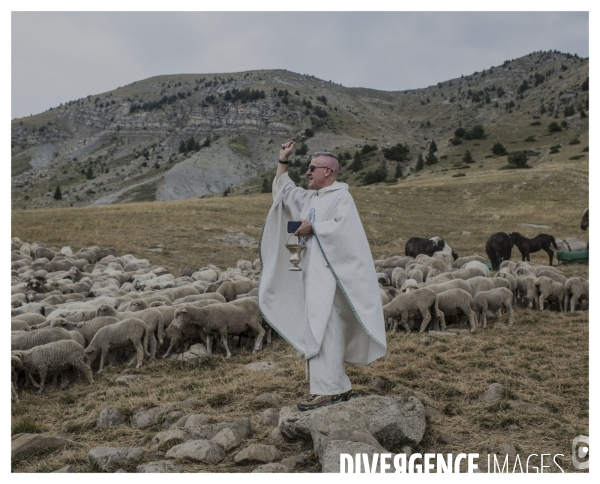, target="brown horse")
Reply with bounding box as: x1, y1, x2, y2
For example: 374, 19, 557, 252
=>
508, 232, 558, 266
